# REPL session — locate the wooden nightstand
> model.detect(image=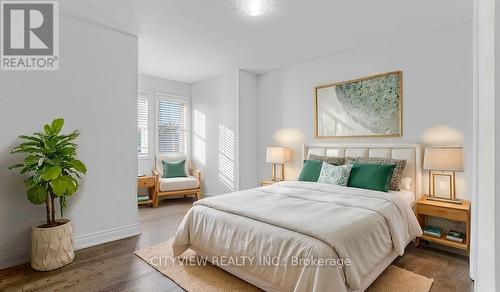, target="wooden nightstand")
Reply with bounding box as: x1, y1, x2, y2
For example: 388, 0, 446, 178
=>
261, 179, 280, 186
416, 196, 470, 252
137, 176, 156, 207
